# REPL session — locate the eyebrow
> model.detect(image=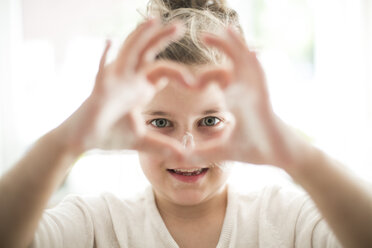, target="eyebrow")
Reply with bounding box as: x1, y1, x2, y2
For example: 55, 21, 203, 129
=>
142, 111, 172, 117
203, 109, 221, 115
143, 109, 223, 116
